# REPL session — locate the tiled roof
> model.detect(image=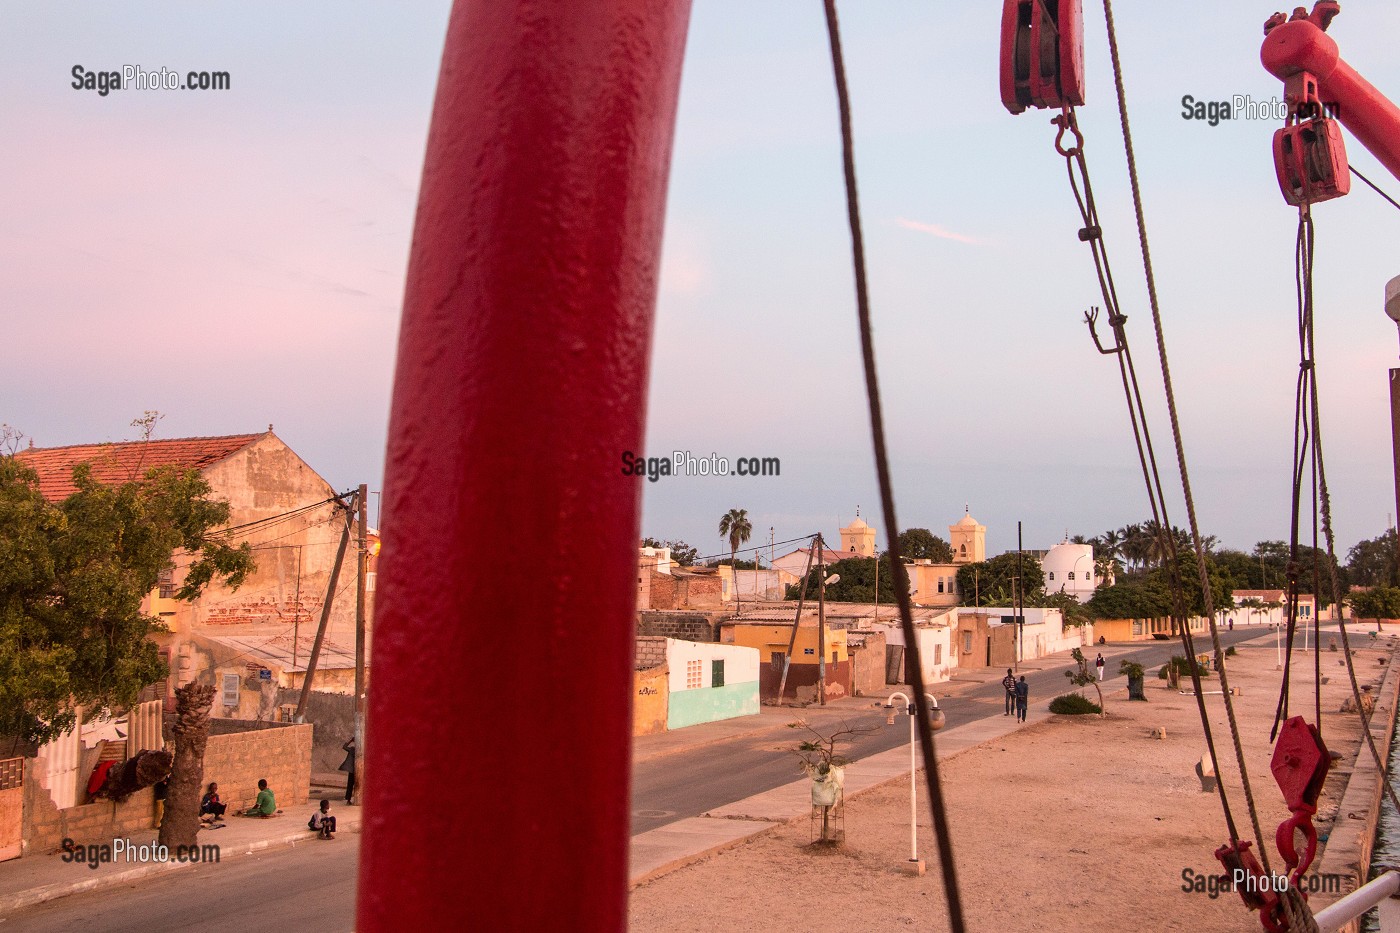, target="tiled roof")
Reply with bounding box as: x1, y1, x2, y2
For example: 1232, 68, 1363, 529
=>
16, 433, 263, 501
